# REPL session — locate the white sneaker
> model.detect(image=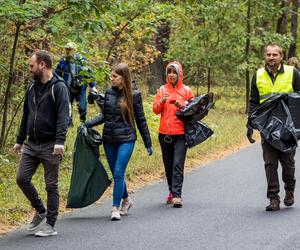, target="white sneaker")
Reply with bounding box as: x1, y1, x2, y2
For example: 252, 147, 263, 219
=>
111, 207, 121, 221
120, 198, 133, 216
